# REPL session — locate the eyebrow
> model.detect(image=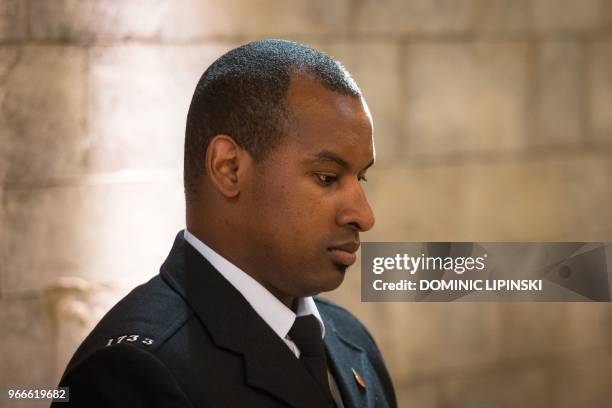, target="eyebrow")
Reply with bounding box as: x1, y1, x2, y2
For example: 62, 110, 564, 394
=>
304, 150, 375, 172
